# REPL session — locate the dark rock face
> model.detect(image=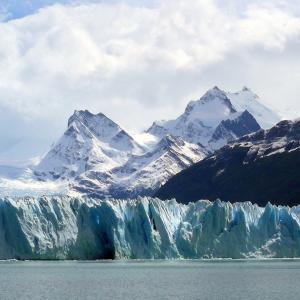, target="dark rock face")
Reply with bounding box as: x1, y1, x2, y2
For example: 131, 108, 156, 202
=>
210, 110, 261, 145
156, 119, 300, 207
218, 110, 260, 138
